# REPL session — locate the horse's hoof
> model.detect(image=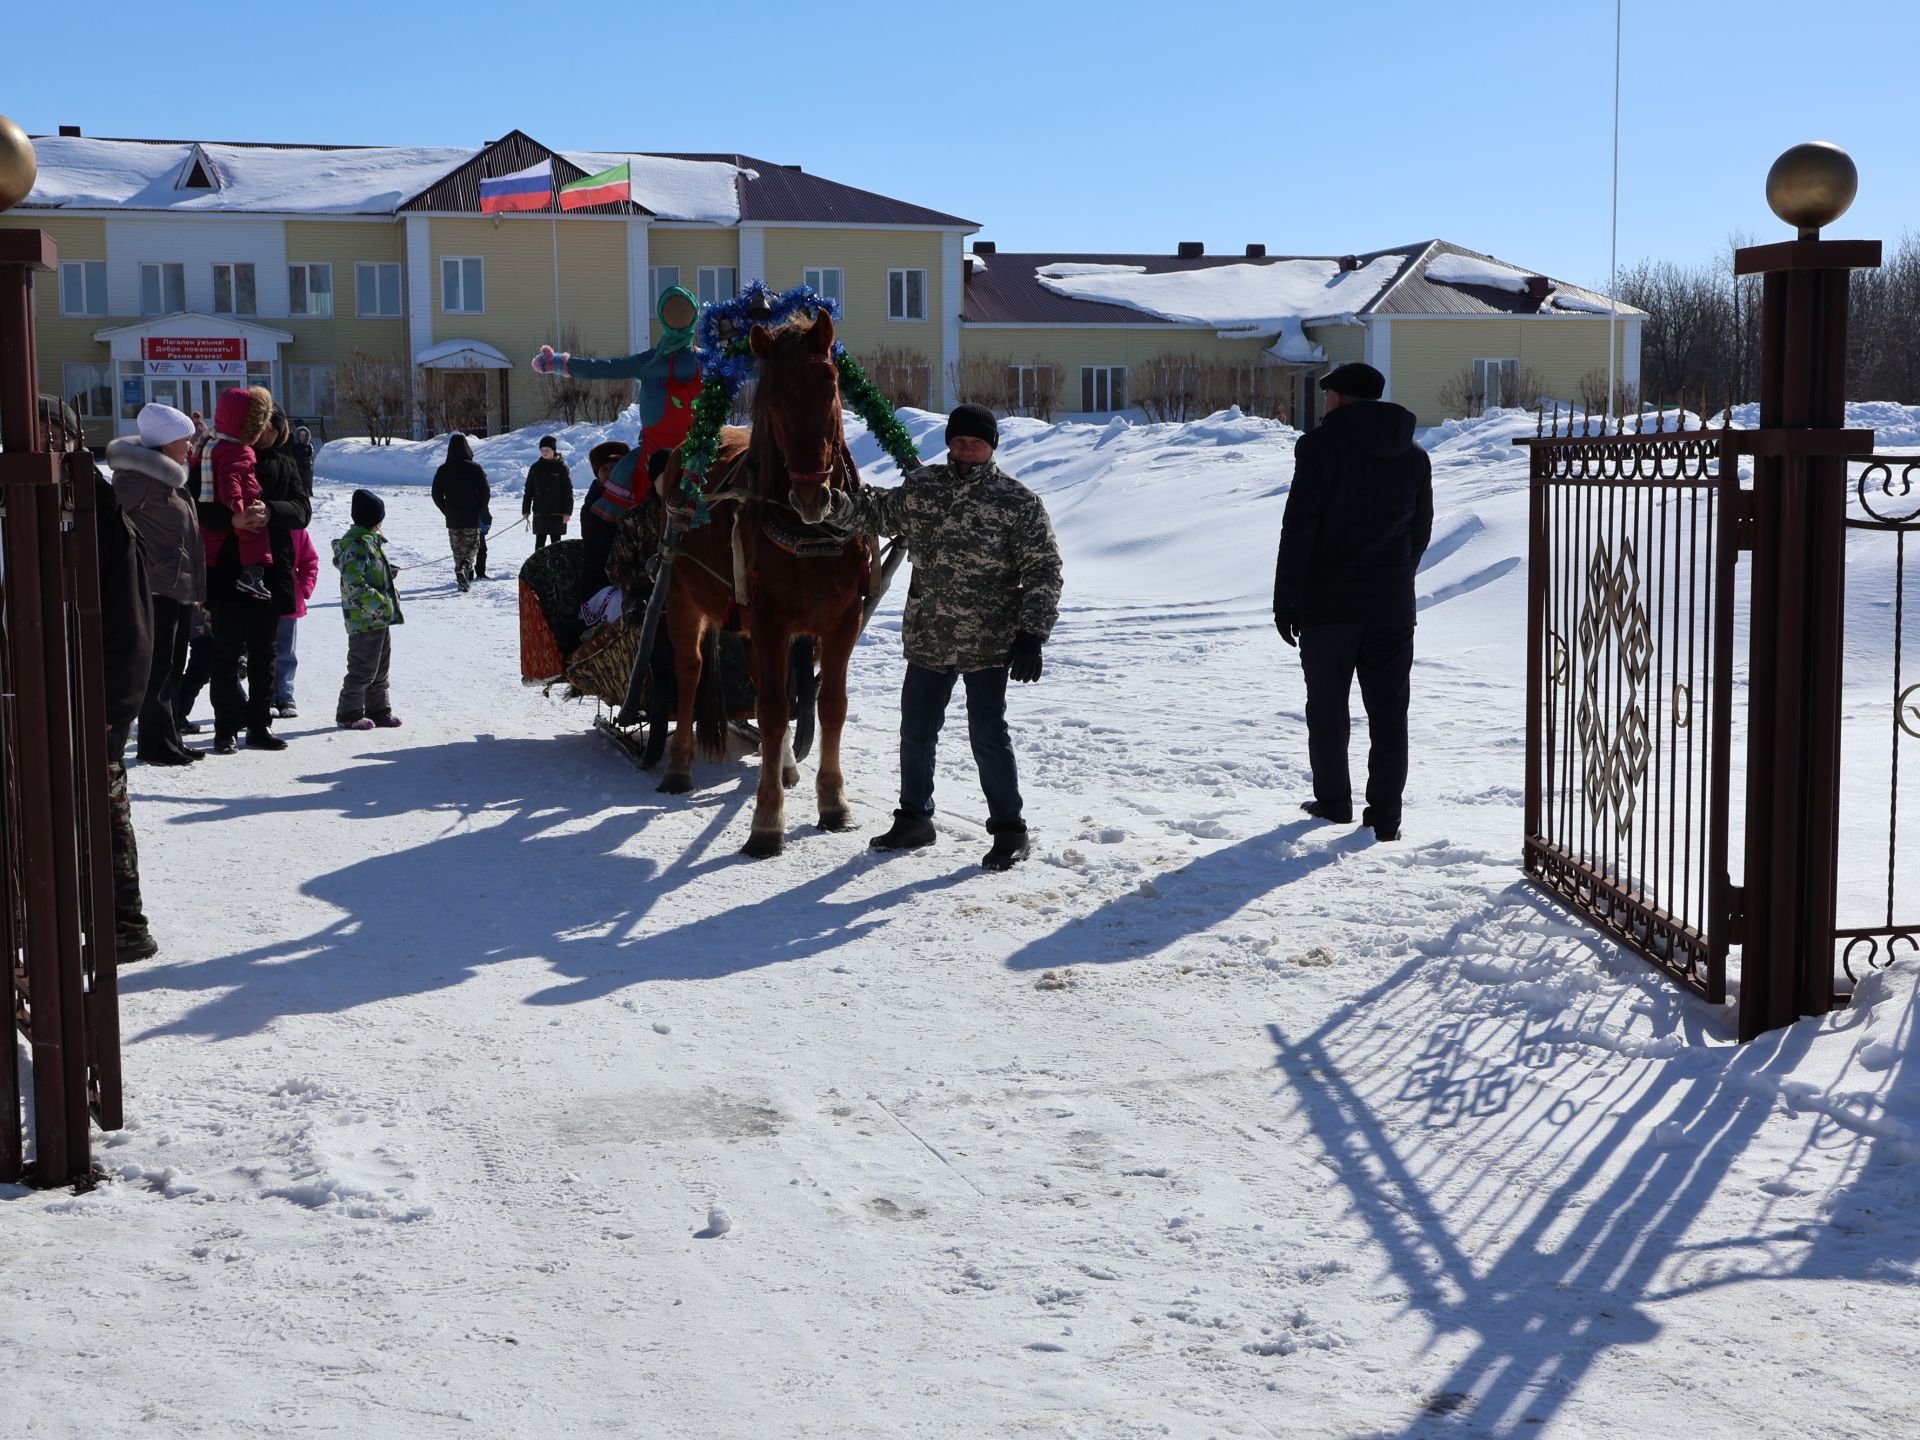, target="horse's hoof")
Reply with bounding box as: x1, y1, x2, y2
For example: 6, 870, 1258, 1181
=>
782, 765, 801, 789
656, 772, 693, 795
817, 810, 856, 832
741, 830, 784, 858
